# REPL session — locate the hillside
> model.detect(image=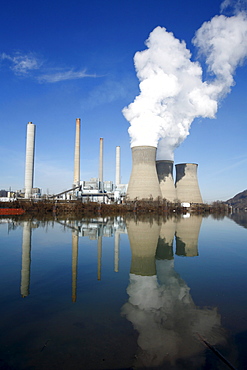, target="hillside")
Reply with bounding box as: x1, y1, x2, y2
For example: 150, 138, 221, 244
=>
226, 189, 247, 210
